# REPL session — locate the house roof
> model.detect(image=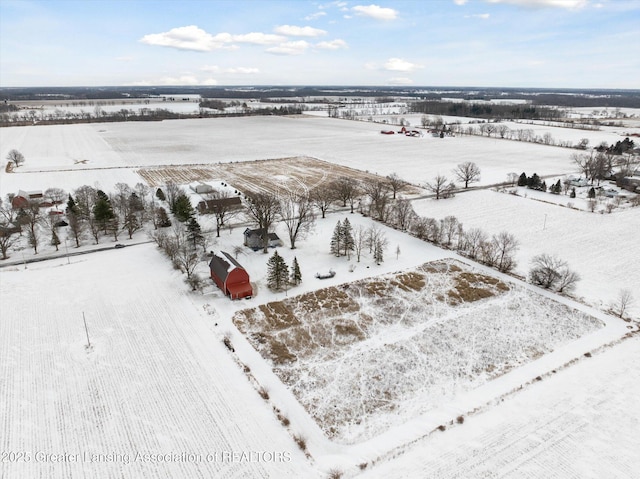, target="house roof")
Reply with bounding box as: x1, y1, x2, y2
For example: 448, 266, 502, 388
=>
244, 228, 280, 241
198, 197, 242, 212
